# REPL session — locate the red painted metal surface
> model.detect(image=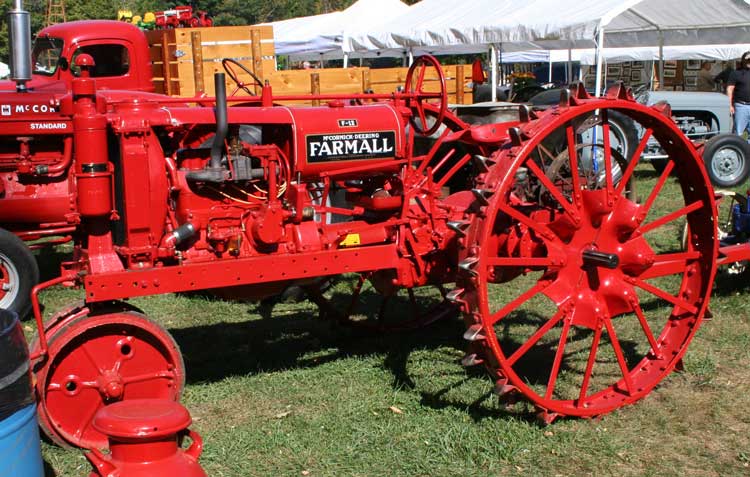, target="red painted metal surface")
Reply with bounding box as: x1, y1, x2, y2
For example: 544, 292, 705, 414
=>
0, 22, 734, 446
456, 85, 718, 420
33, 311, 185, 449
87, 399, 205, 477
